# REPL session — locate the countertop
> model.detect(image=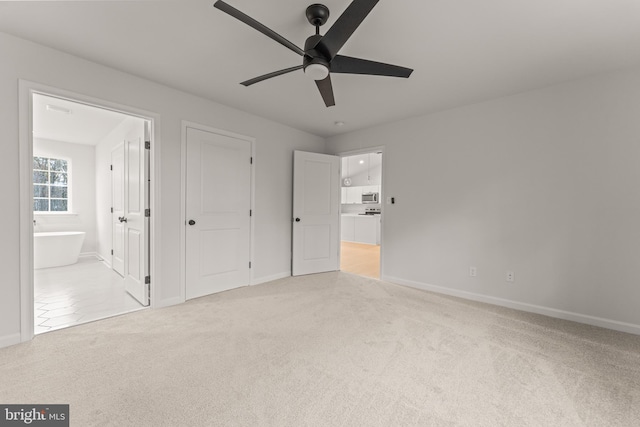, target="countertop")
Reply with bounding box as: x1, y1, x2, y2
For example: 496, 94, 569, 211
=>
341, 213, 380, 218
